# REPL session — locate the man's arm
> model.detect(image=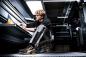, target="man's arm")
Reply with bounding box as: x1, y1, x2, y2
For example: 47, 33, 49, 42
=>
25, 28, 36, 32
20, 23, 36, 32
